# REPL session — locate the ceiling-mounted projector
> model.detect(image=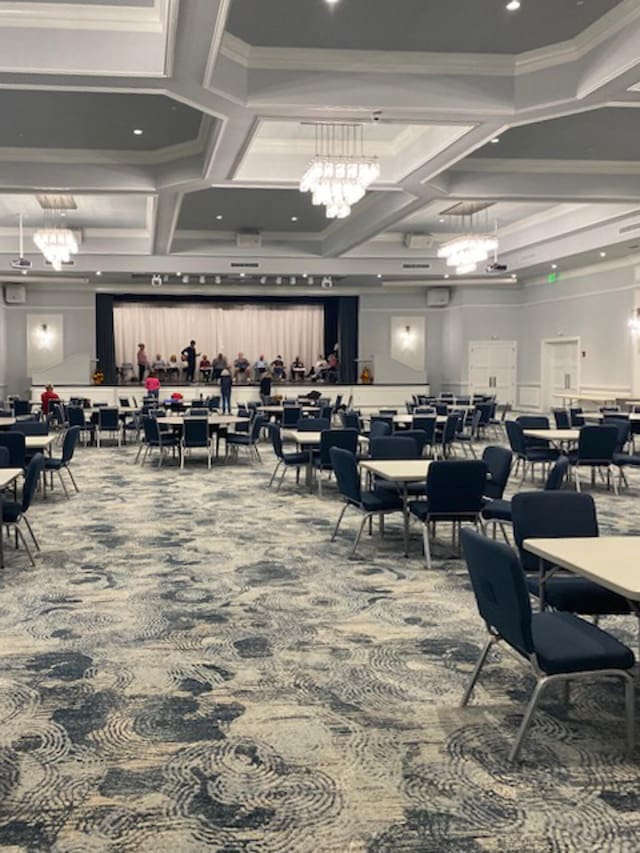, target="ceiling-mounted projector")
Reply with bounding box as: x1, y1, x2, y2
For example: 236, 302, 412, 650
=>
11, 257, 32, 270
